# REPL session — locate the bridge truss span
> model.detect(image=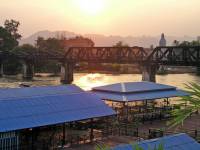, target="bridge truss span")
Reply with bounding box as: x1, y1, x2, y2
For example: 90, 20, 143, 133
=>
64, 46, 147, 63
148, 46, 200, 66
